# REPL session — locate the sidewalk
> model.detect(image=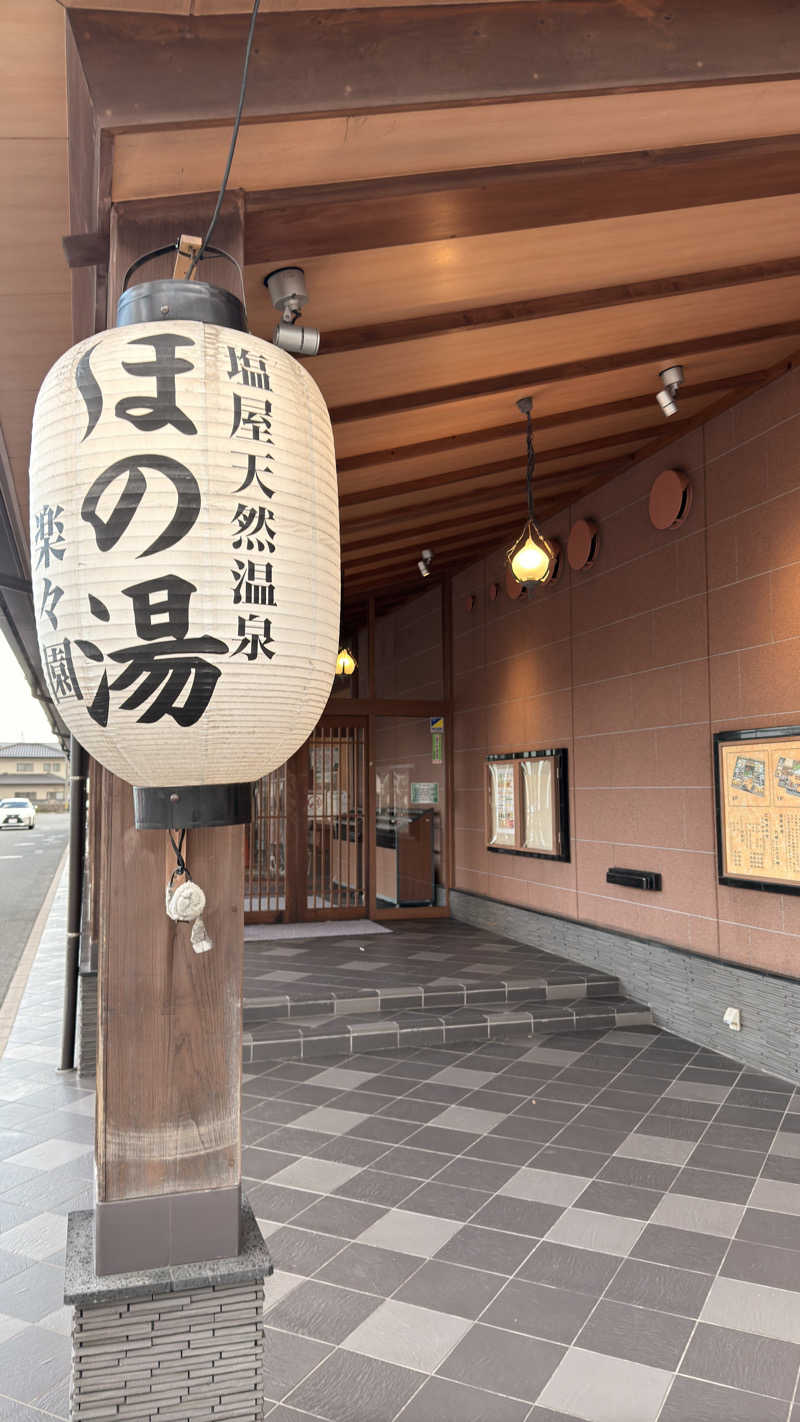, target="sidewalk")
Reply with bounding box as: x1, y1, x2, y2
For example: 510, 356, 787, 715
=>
0, 869, 92, 1419
1, 874, 800, 1421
